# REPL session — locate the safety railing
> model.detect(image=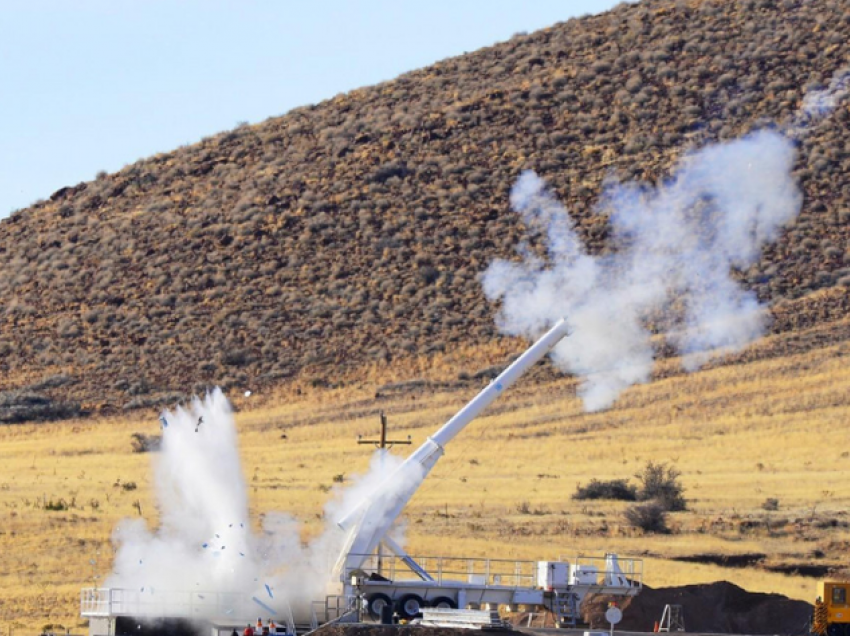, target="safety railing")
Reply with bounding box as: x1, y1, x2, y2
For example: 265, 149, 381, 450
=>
344, 553, 643, 590
314, 595, 358, 624
344, 554, 538, 588
81, 587, 278, 620
569, 554, 643, 590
